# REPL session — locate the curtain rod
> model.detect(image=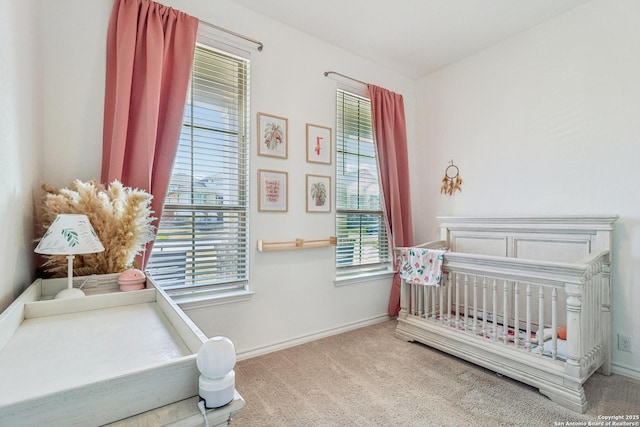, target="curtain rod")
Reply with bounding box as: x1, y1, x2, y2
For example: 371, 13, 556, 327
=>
199, 20, 263, 51
324, 71, 367, 86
